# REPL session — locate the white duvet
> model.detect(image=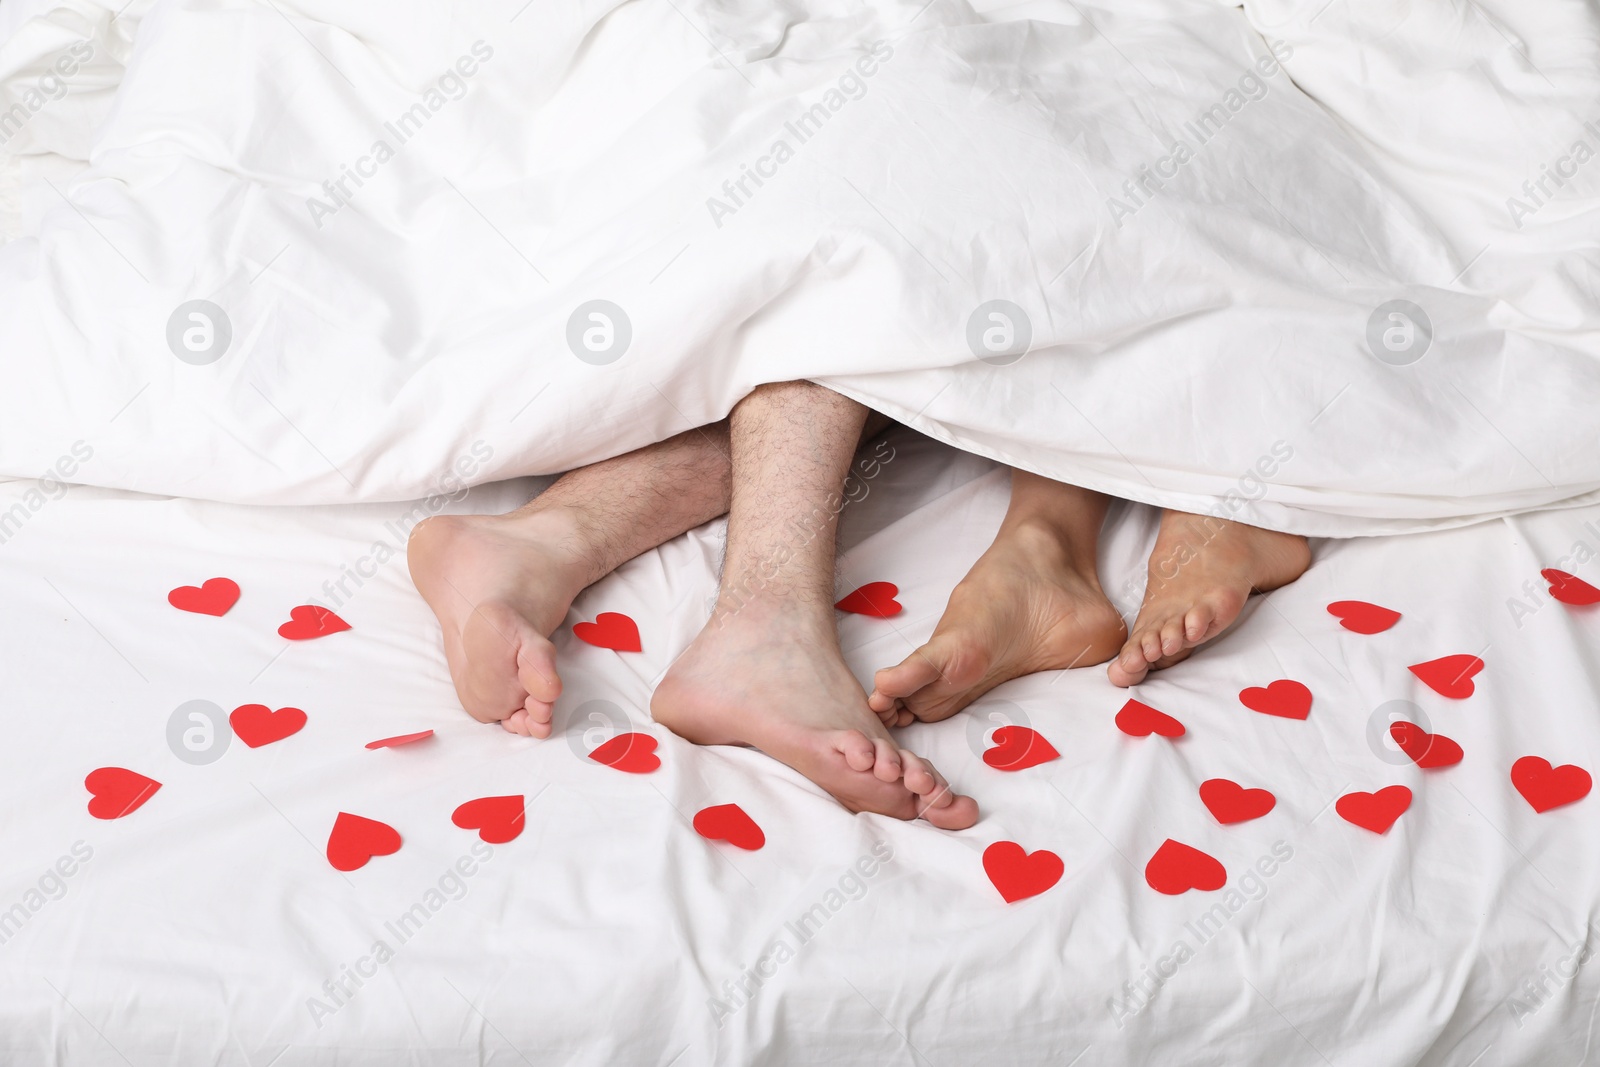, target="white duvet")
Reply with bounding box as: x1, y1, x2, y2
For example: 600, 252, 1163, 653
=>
1, 0, 1598, 535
